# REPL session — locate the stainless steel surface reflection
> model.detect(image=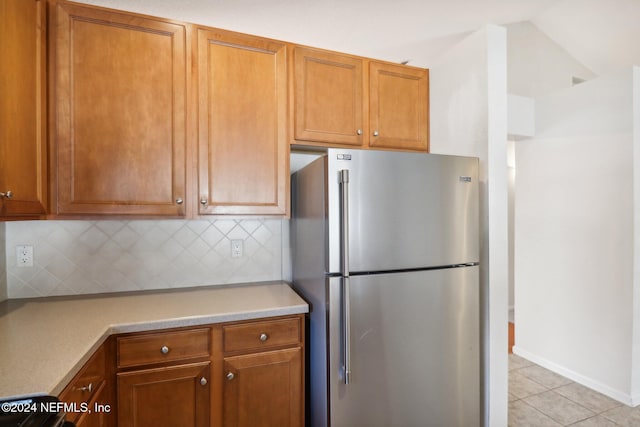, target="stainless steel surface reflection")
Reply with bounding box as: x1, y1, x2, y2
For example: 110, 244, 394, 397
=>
292, 148, 480, 427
